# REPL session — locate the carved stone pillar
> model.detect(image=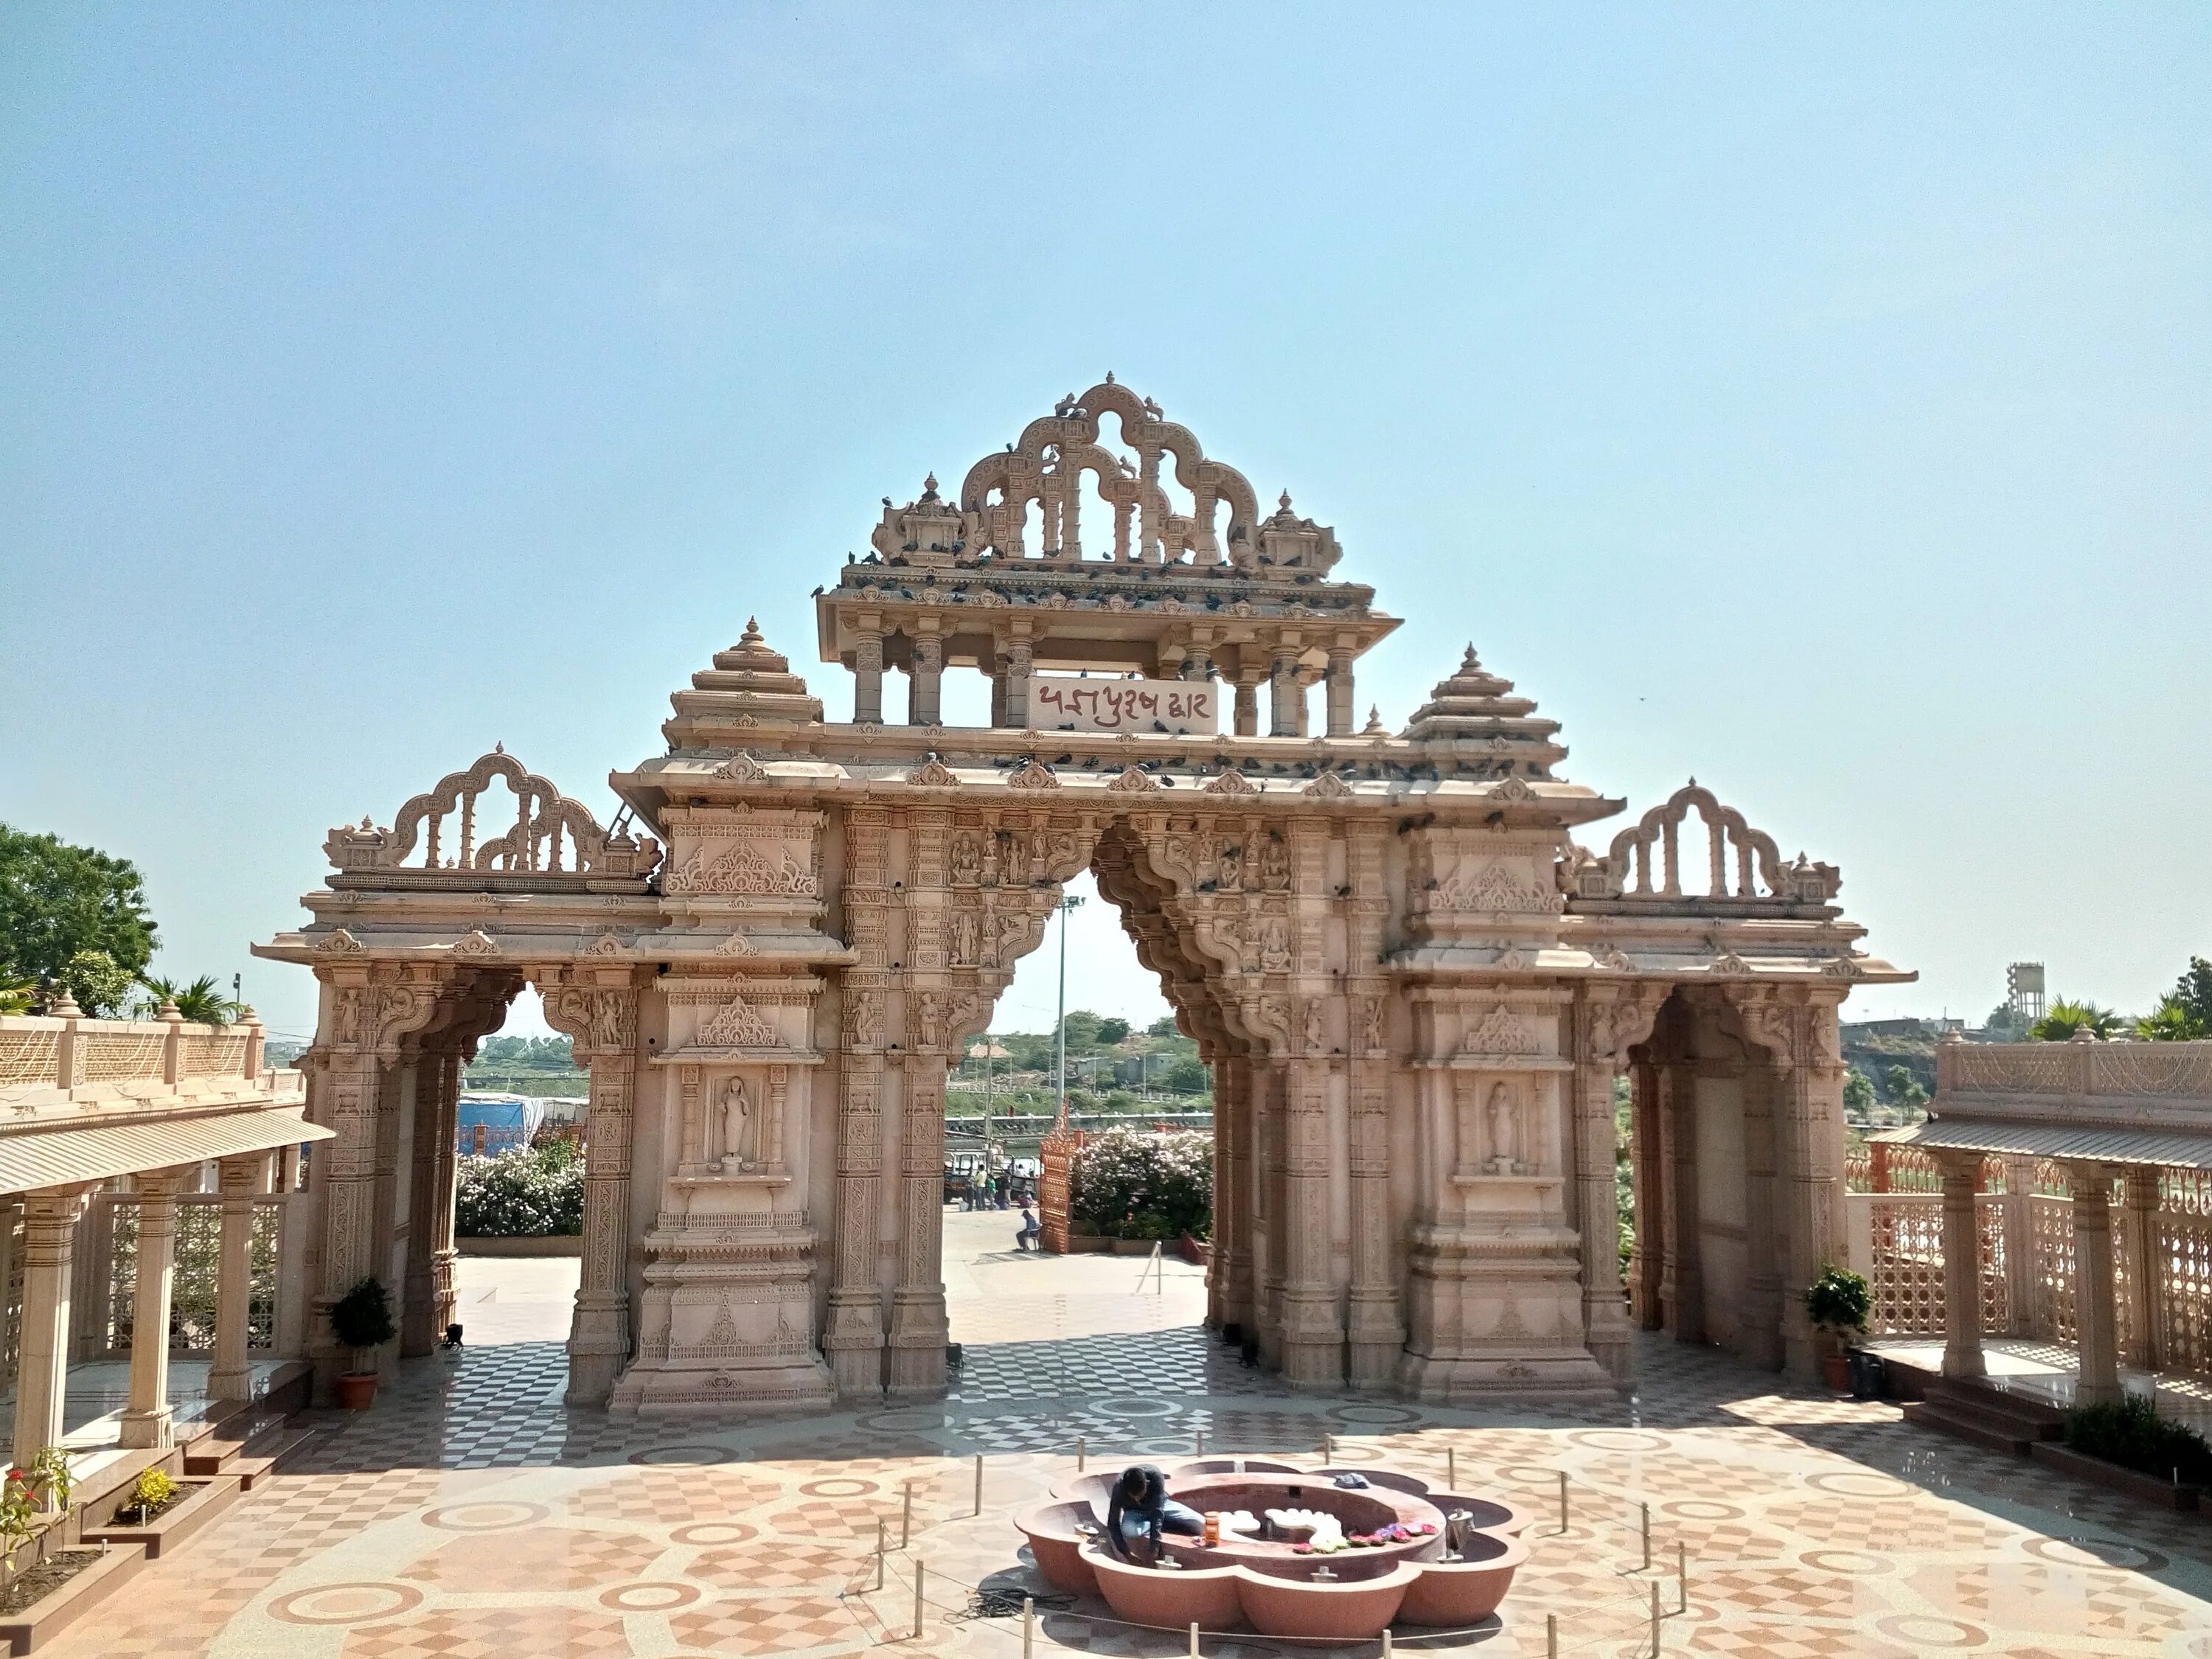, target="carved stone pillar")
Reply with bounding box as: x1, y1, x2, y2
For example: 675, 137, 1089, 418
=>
11, 1187, 92, 1486
1346, 1052, 1401, 1385
2069, 1162, 2123, 1406
824, 1061, 886, 1399
208, 1154, 264, 1401
2000, 1155, 2037, 1336
1325, 647, 1354, 737
1936, 1150, 1986, 1379
1739, 1057, 1784, 1371
1233, 667, 1261, 738
402, 1048, 456, 1356
1658, 1060, 1702, 1341
1629, 1055, 1662, 1329
1213, 1051, 1256, 1335
853, 628, 884, 723
1268, 645, 1301, 737
543, 976, 641, 1407
2121, 1166, 2162, 1371
908, 633, 943, 726
119, 1171, 184, 1449
1002, 640, 1032, 728
1571, 1057, 1632, 1380
1278, 1059, 1344, 1388
887, 1057, 950, 1397
1781, 998, 1850, 1380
